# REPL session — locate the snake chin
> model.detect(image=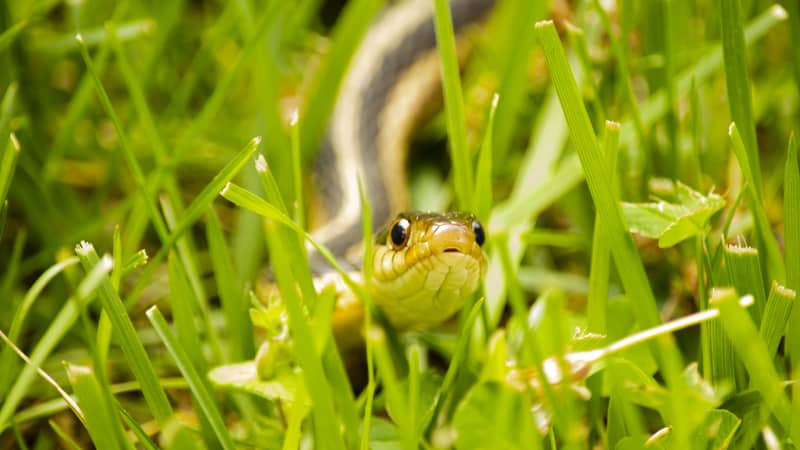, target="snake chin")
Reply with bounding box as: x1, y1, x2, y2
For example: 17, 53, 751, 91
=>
369, 250, 486, 330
